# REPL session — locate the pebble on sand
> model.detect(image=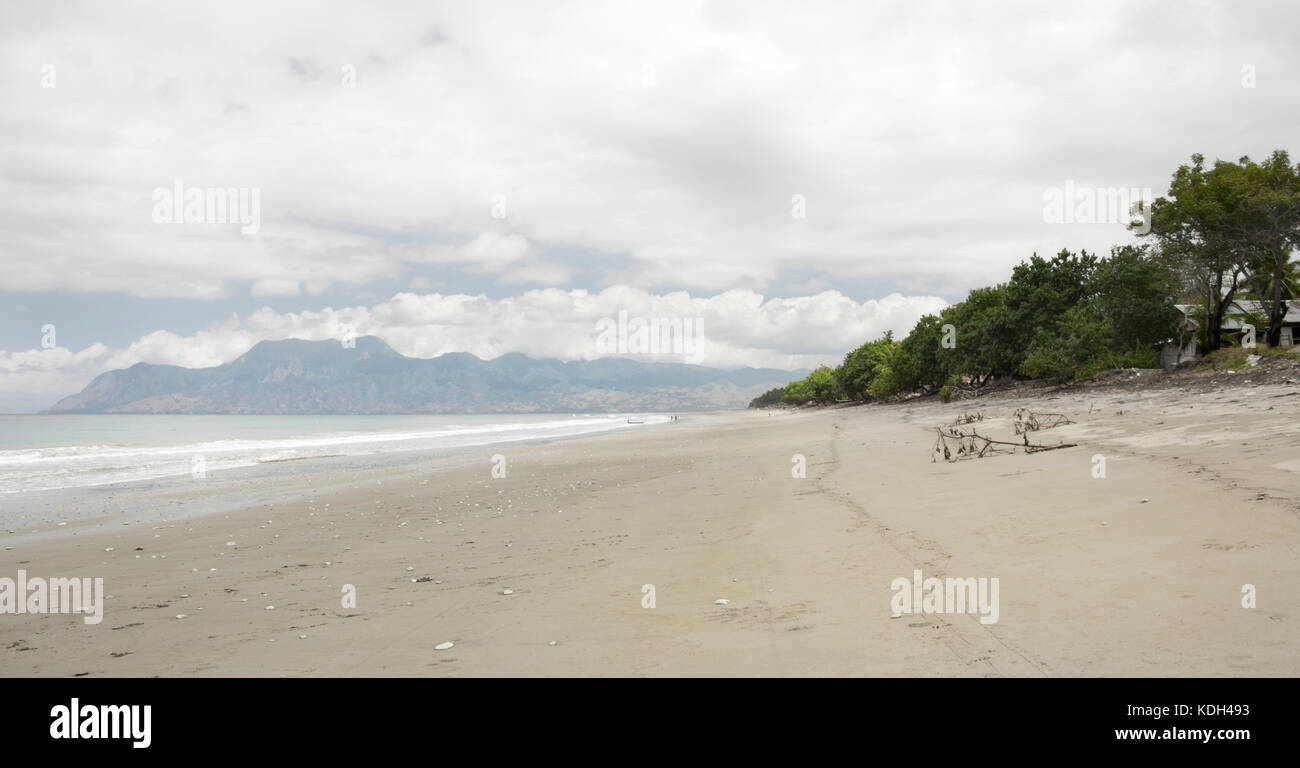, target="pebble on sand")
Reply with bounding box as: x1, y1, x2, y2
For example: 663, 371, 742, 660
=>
502, 589, 514, 595
714, 598, 730, 605
435, 641, 455, 651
